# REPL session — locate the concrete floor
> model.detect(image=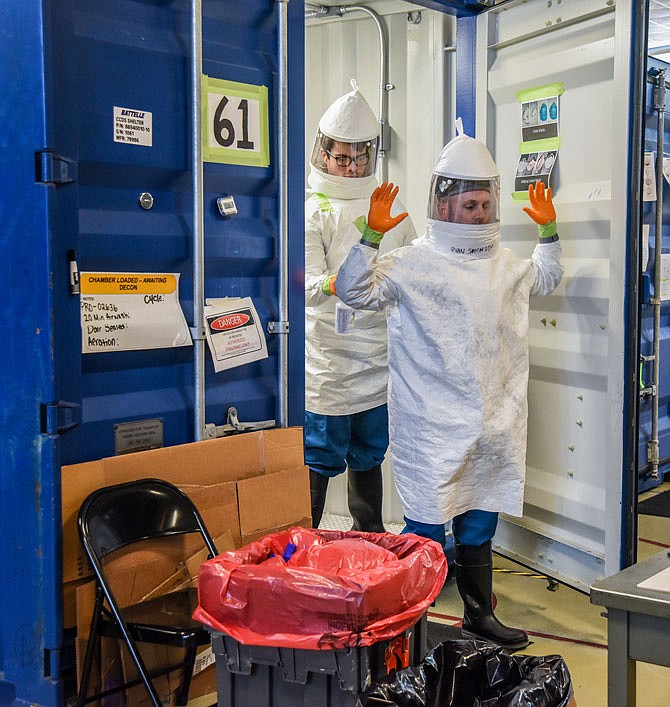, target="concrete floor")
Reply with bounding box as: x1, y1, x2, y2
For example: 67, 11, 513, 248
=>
428, 487, 670, 707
